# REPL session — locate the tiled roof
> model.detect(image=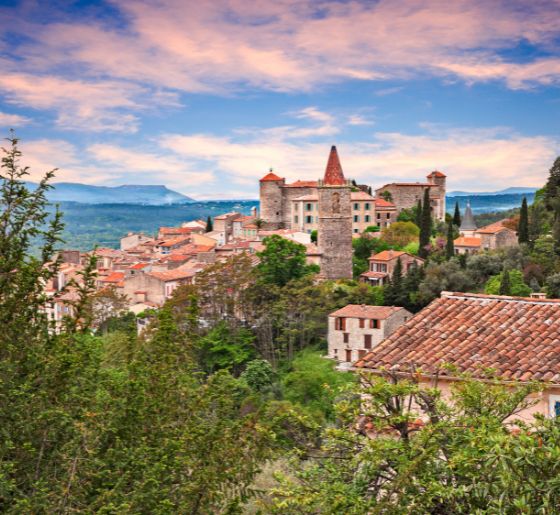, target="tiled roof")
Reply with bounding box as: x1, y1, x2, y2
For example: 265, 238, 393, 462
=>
360, 271, 389, 279
378, 183, 434, 188
355, 291, 560, 383
98, 272, 125, 283
476, 221, 513, 235
158, 227, 193, 235
156, 236, 191, 247
260, 171, 284, 182
284, 180, 318, 188
427, 170, 446, 178
147, 269, 195, 281
374, 198, 396, 208
330, 304, 406, 320
454, 237, 481, 247
351, 191, 375, 200
323, 146, 346, 186
369, 250, 405, 262
129, 263, 148, 270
